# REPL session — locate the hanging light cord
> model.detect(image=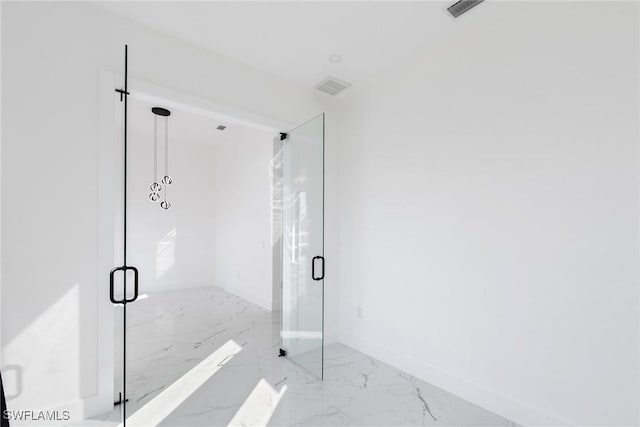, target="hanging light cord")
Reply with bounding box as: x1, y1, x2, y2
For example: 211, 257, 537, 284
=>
164, 116, 169, 178
153, 115, 158, 184
162, 116, 170, 209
